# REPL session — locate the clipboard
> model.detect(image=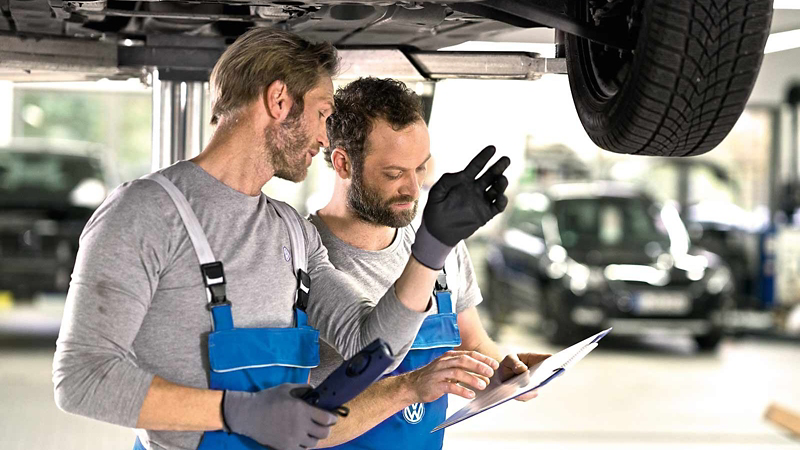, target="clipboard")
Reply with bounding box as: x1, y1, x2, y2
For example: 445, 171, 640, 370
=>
431, 327, 612, 433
